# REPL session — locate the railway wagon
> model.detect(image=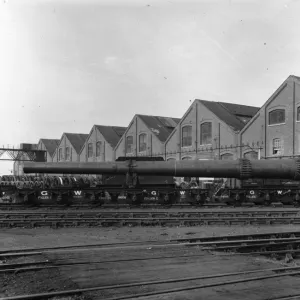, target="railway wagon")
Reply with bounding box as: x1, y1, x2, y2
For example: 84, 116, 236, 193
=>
0, 157, 211, 206
21, 157, 300, 207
